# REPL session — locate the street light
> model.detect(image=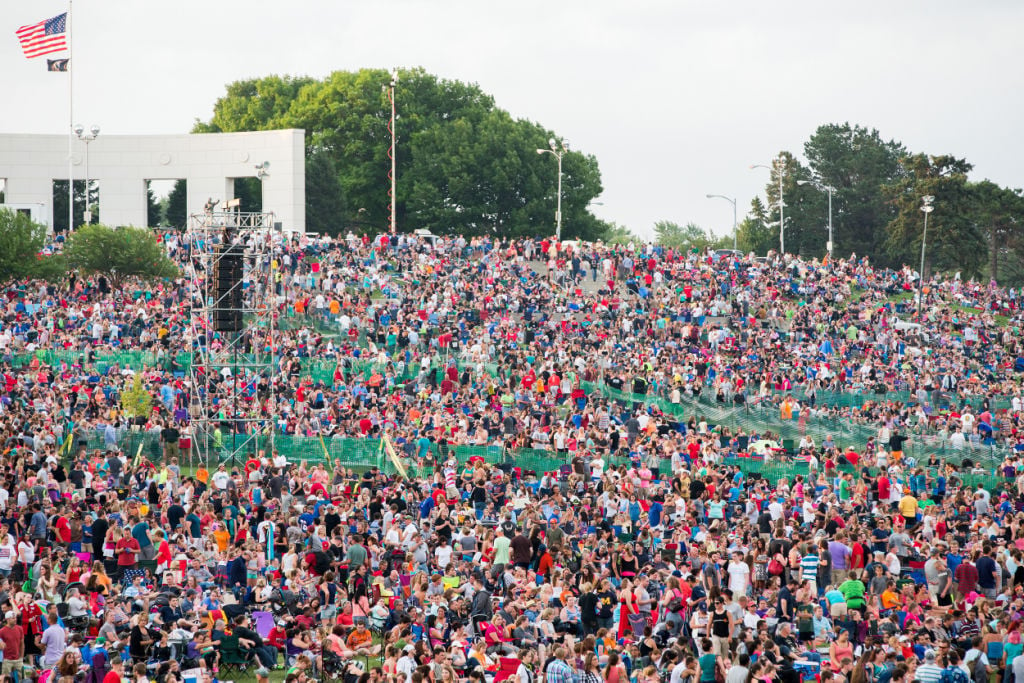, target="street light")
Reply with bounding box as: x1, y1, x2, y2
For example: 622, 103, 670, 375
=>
796, 179, 836, 258
917, 195, 935, 321
705, 194, 737, 250
751, 156, 785, 254
537, 138, 568, 241
73, 124, 100, 225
